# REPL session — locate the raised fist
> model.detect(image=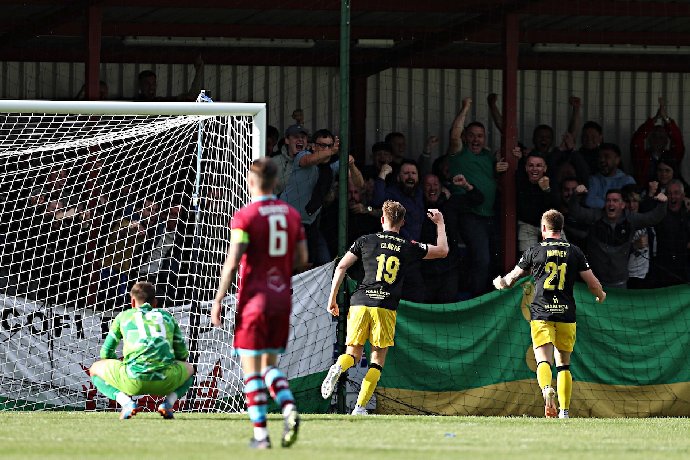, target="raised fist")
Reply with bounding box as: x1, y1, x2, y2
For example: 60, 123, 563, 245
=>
575, 184, 588, 195
538, 176, 550, 191
379, 164, 393, 179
